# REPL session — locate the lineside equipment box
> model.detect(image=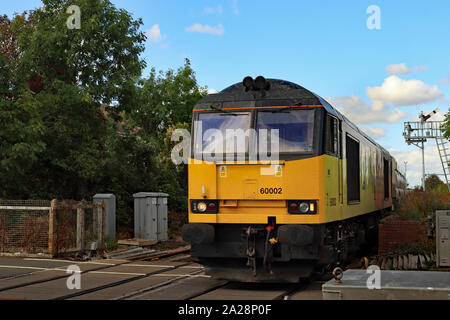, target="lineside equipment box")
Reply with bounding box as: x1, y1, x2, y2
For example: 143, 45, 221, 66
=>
133, 192, 168, 242
436, 210, 450, 267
